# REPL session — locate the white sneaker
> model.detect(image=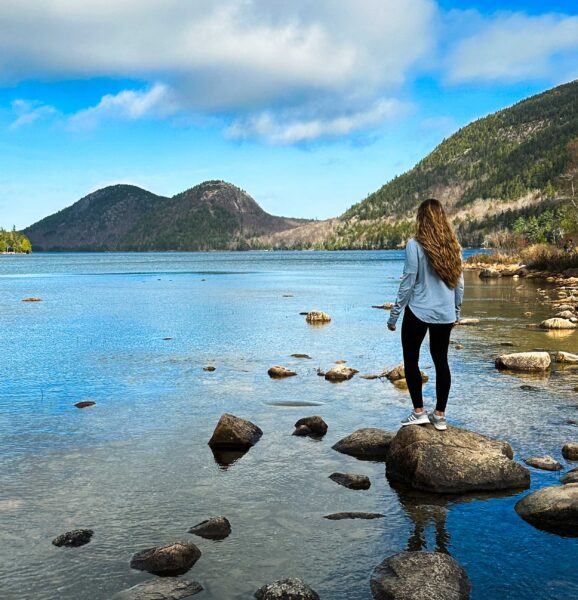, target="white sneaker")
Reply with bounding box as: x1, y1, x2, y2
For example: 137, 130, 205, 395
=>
400, 410, 430, 426
428, 411, 448, 431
